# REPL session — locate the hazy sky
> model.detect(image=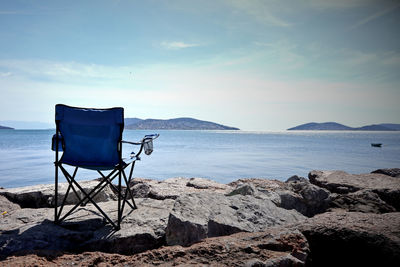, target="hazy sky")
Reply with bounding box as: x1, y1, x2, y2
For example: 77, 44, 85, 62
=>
0, 0, 399, 130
